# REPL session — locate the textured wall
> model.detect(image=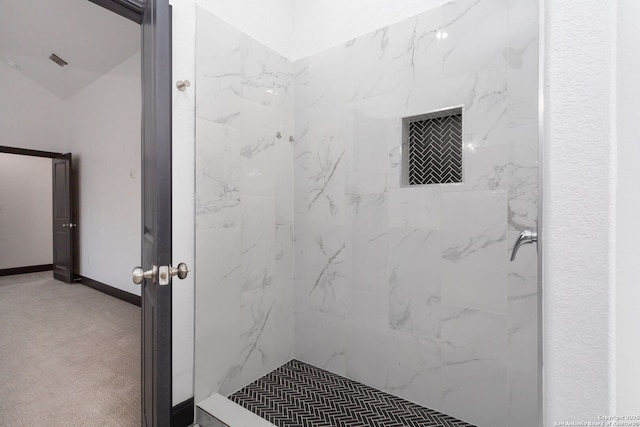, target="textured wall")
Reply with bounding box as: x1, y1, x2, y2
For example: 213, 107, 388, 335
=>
616, 0, 640, 414
293, 0, 539, 425
543, 0, 617, 422
194, 8, 295, 402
